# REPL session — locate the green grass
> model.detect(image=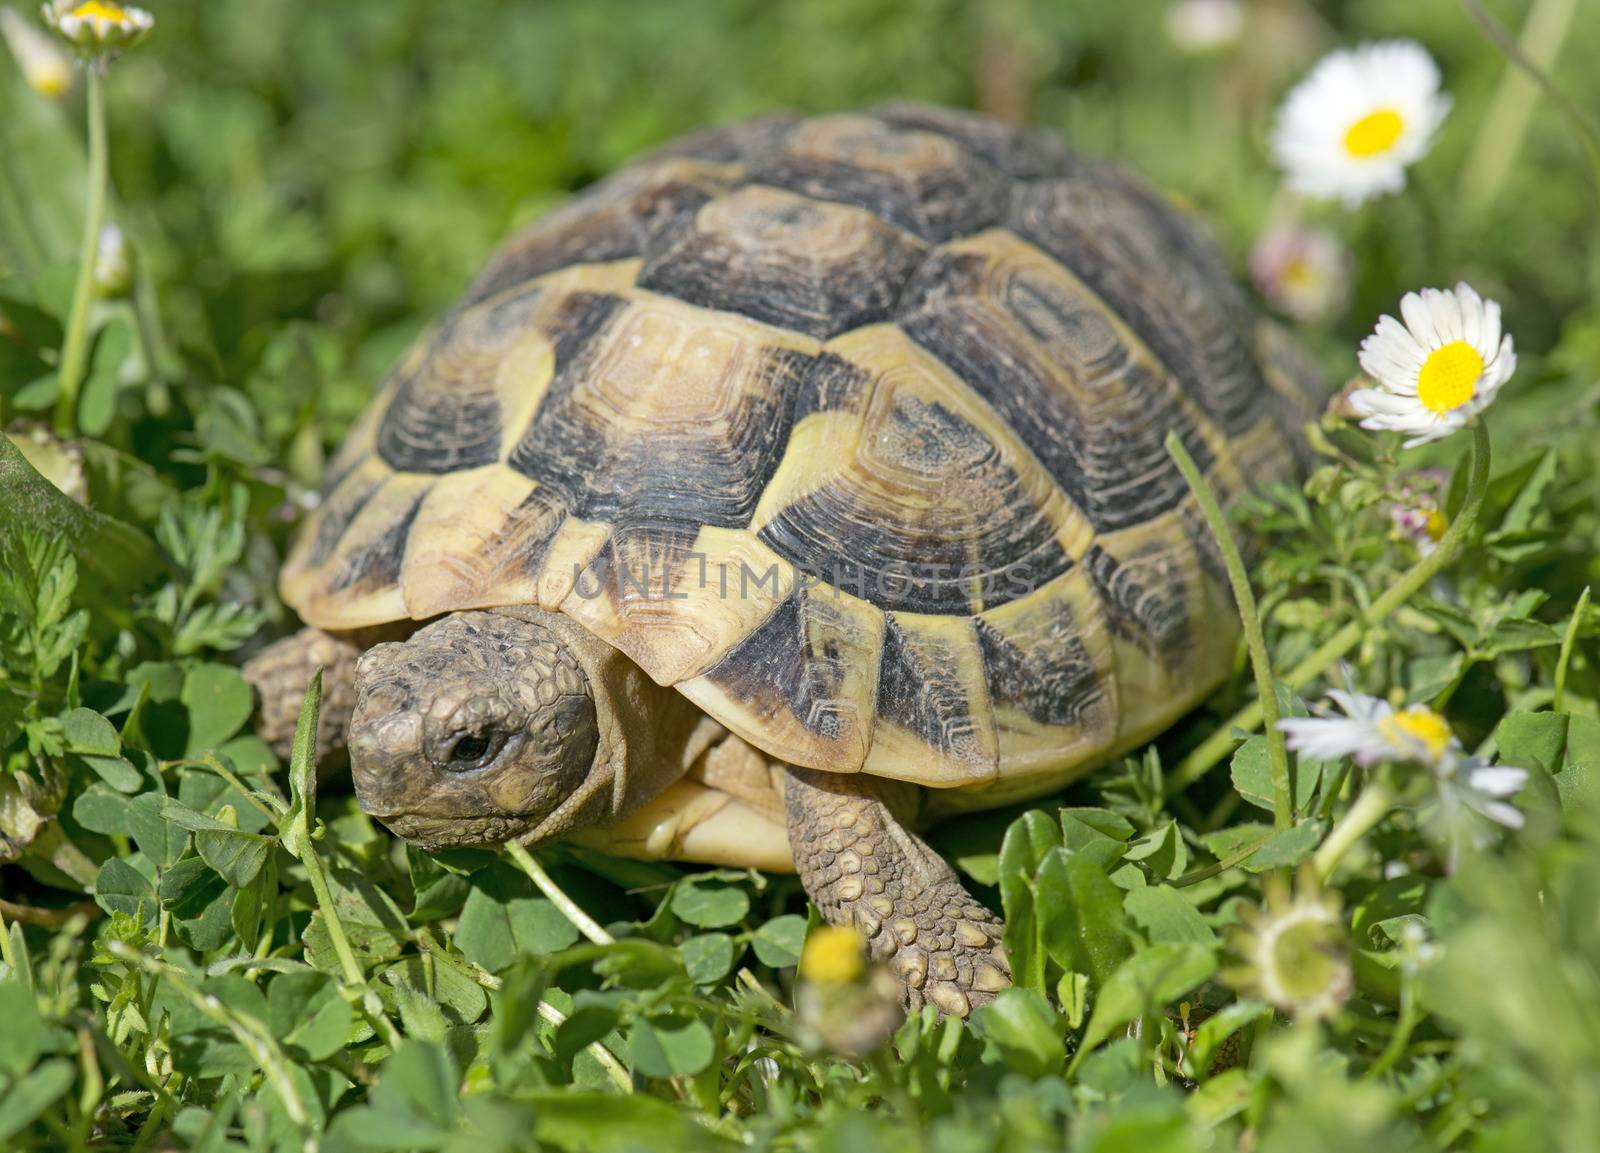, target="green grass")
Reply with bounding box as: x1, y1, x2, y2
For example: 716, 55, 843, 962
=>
3, 1, 1600, 1150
